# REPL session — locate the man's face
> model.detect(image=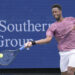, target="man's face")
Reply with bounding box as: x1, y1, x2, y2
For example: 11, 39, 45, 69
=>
52, 7, 62, 20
